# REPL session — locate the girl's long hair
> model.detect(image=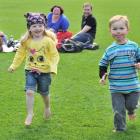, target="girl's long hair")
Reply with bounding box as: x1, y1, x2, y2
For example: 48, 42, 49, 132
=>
20, 29, 57, 45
